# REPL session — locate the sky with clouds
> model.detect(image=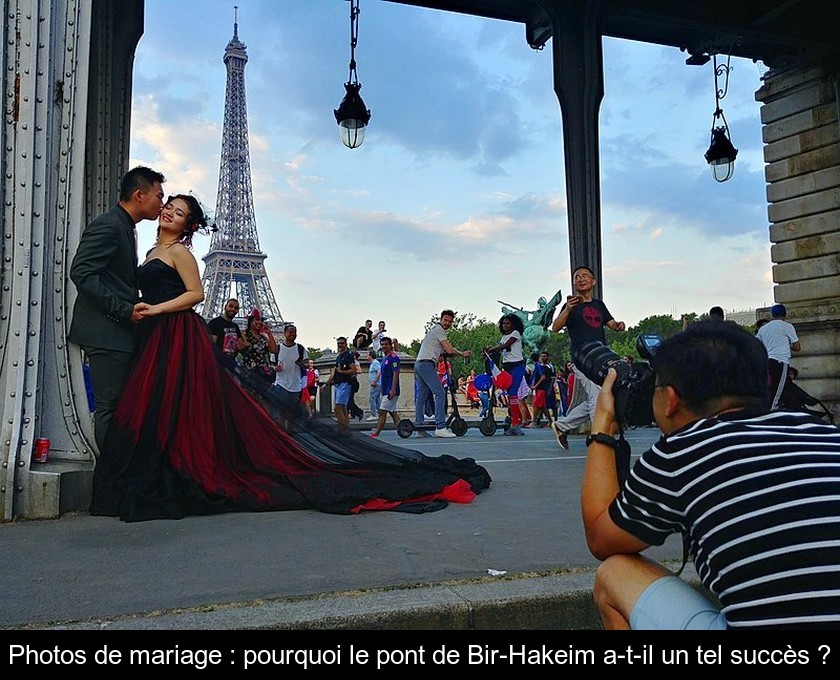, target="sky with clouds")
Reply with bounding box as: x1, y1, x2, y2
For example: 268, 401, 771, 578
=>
129, 0, 775, 350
